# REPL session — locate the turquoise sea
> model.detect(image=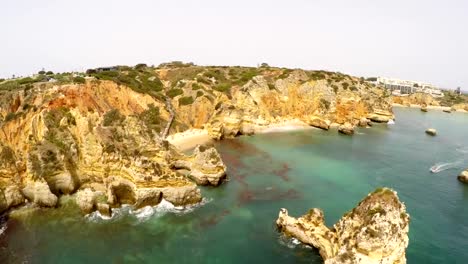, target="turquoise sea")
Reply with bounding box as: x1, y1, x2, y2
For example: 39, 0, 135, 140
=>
1, 107, 468, 263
